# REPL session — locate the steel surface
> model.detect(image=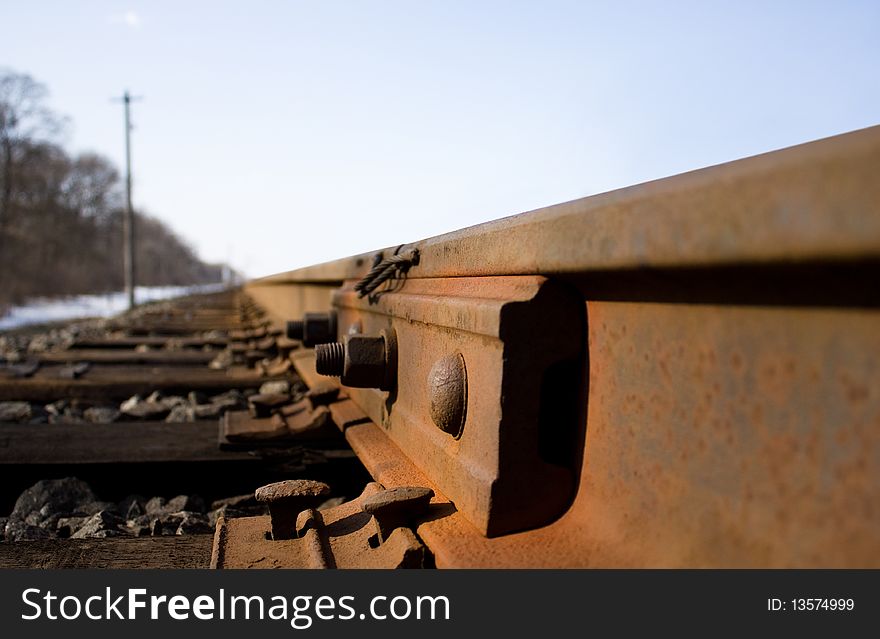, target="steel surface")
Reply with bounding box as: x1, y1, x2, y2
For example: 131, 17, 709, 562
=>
254, 125, 880, 285
243, 126, 880, 566
417, 302, 880, 567
333, 275, 583, 536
